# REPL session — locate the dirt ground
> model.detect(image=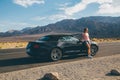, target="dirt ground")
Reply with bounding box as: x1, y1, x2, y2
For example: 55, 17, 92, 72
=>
0, 54, 120, 80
